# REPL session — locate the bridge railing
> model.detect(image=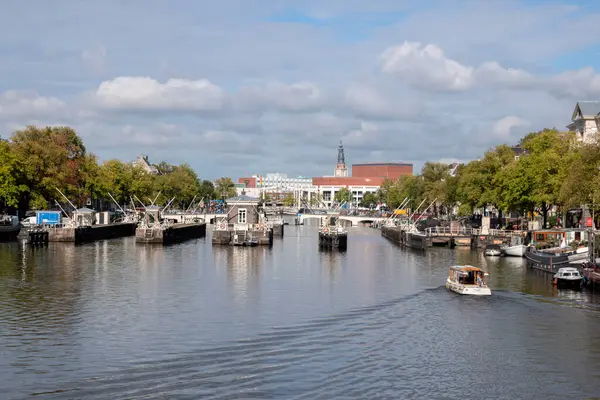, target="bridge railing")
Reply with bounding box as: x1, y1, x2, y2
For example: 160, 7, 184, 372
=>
425, 226, 527, 237
425, 226, 476, 236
